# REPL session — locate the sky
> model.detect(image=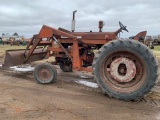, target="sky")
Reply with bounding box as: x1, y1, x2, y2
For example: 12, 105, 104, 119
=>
0, 0, 160, 38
